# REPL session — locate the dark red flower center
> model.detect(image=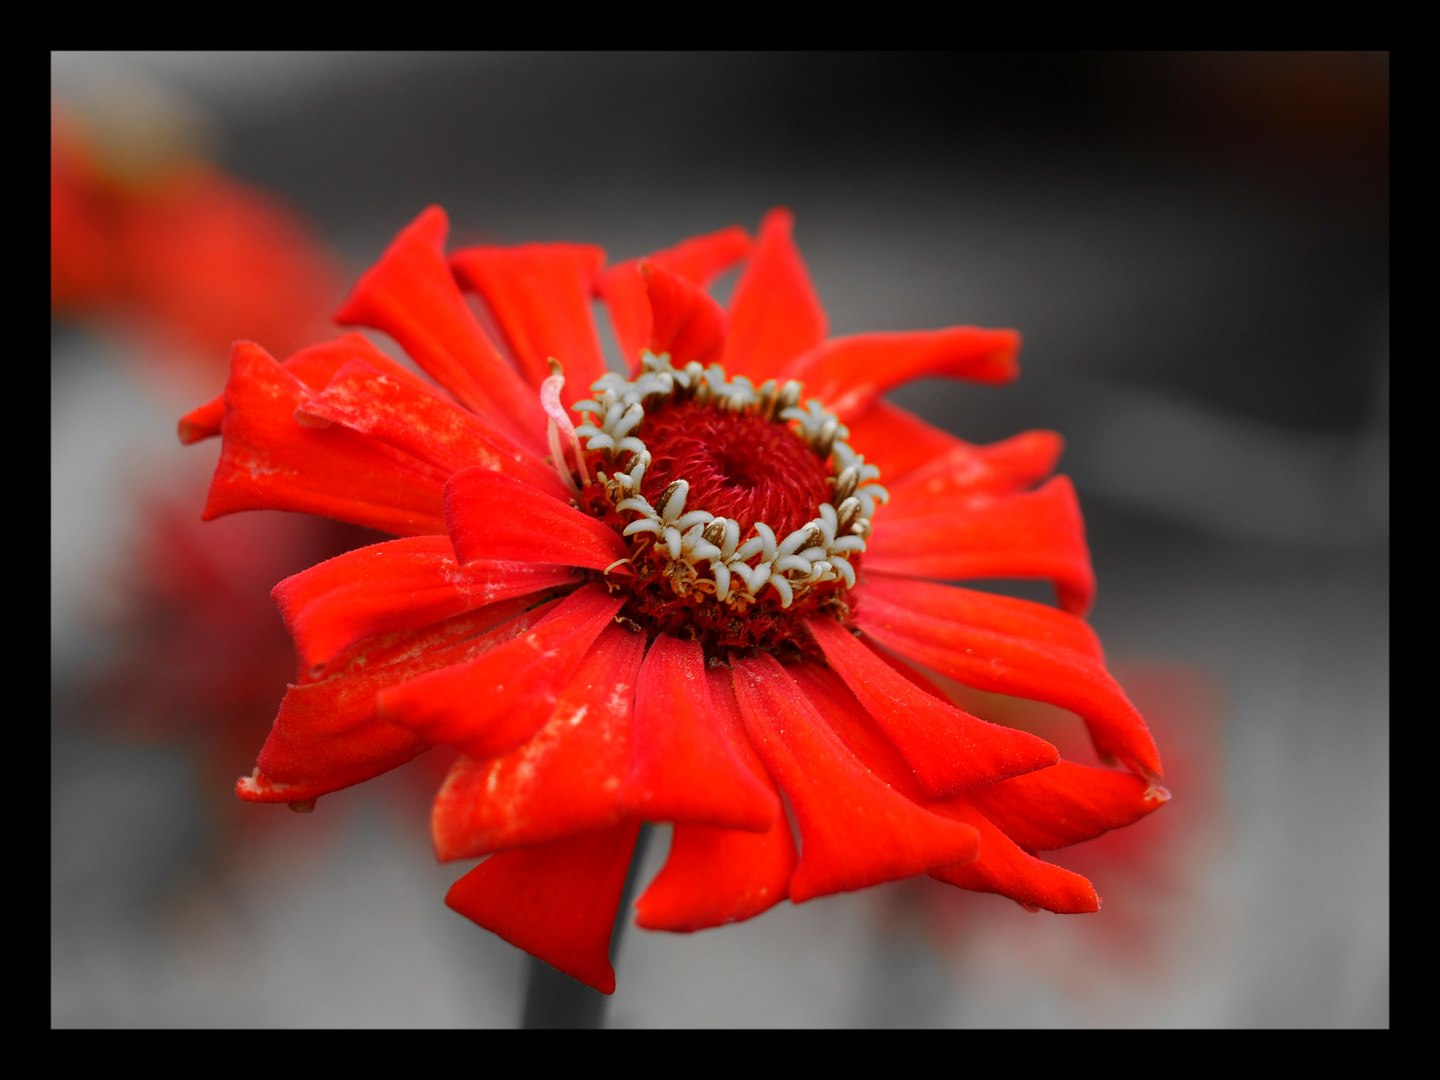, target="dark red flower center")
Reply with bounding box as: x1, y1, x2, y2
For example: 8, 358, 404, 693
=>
636, 401, 831, 540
